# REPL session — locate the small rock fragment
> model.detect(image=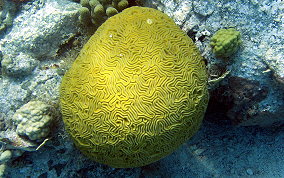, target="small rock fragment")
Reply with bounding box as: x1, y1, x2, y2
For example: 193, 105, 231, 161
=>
193, 148, 205, 155
246, 168, 254, 175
